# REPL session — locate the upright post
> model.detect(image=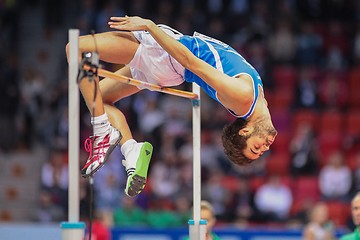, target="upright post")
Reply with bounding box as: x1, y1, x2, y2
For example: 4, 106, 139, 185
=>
189, 83, 205, 240
61, 29, 85, 240
68, 28, 80, 223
